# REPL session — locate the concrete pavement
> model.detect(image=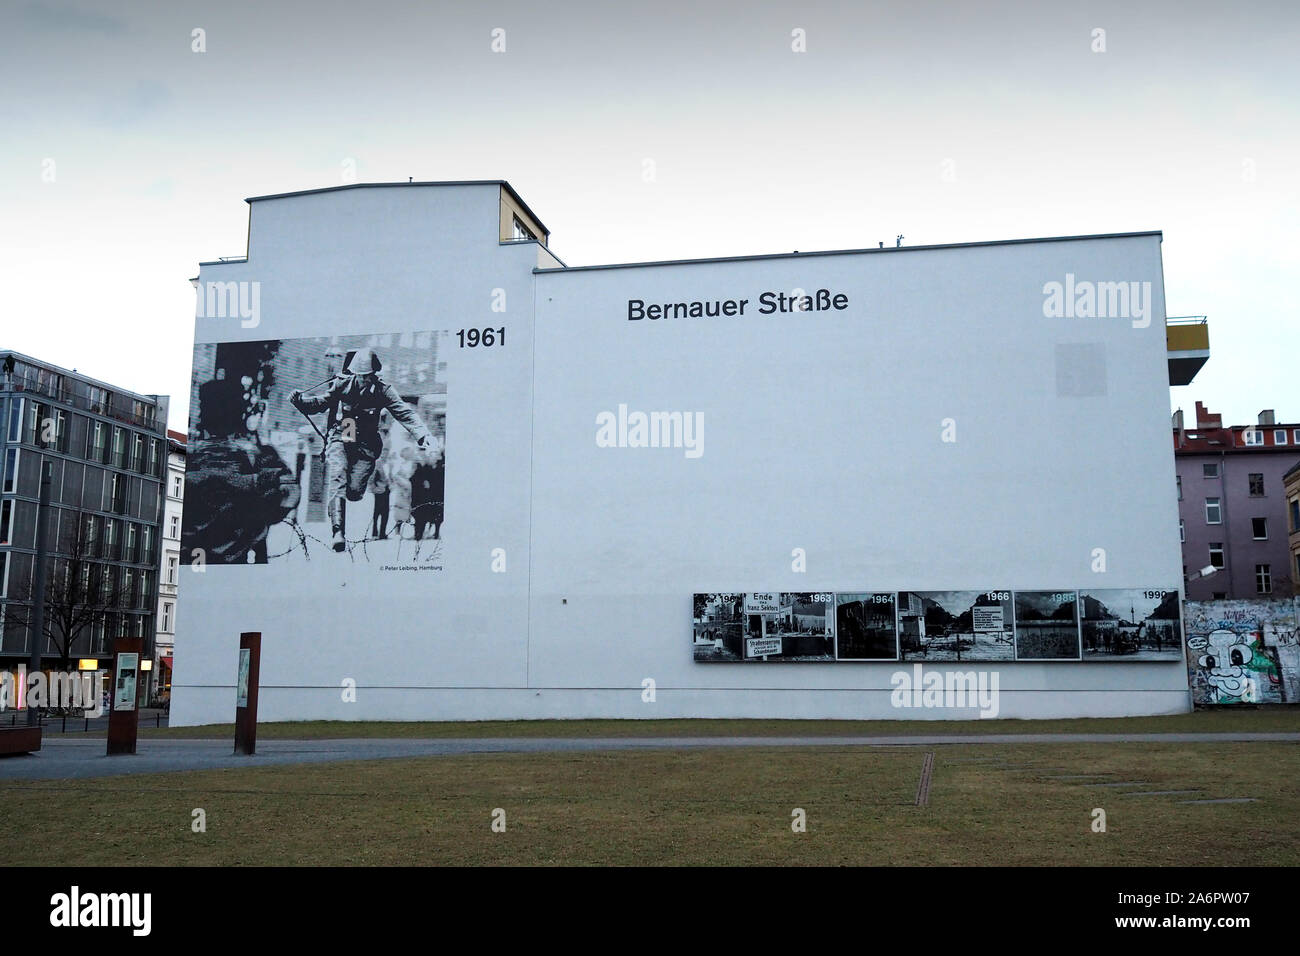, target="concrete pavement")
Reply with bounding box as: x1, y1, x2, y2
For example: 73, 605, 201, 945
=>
0, 732, 1296, 781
